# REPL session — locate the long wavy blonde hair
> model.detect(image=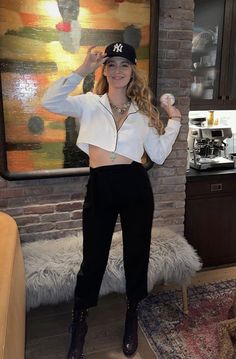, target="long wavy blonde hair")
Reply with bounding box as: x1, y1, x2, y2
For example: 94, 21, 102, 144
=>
95, 64, 164, 135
